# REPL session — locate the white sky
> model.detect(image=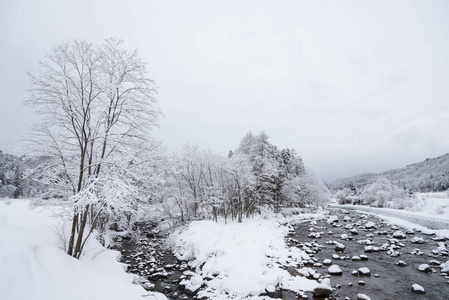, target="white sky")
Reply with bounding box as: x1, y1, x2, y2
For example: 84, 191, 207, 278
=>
1, 0, 448, 181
